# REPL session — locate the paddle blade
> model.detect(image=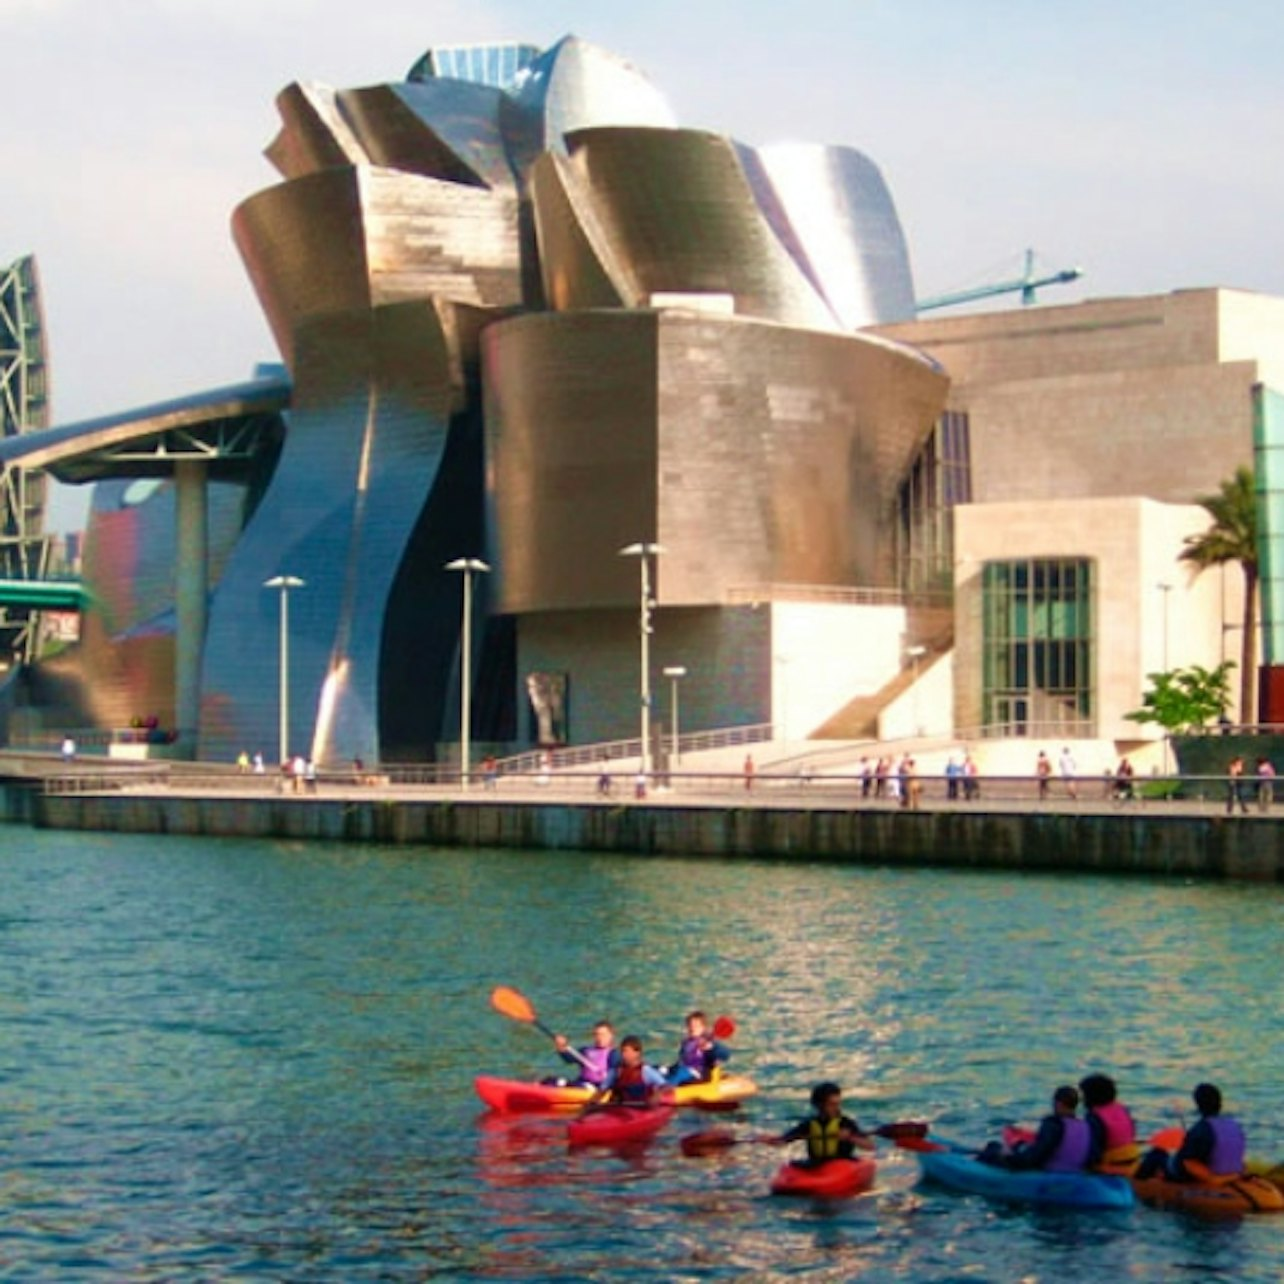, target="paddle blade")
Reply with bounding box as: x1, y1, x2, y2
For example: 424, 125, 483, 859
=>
681, 1129, 739, 1156
1149, 1126, 1184, 1152
490, 985, 537, 1025
713, 1015, 736, 1040
873, 1121, 929, 1141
